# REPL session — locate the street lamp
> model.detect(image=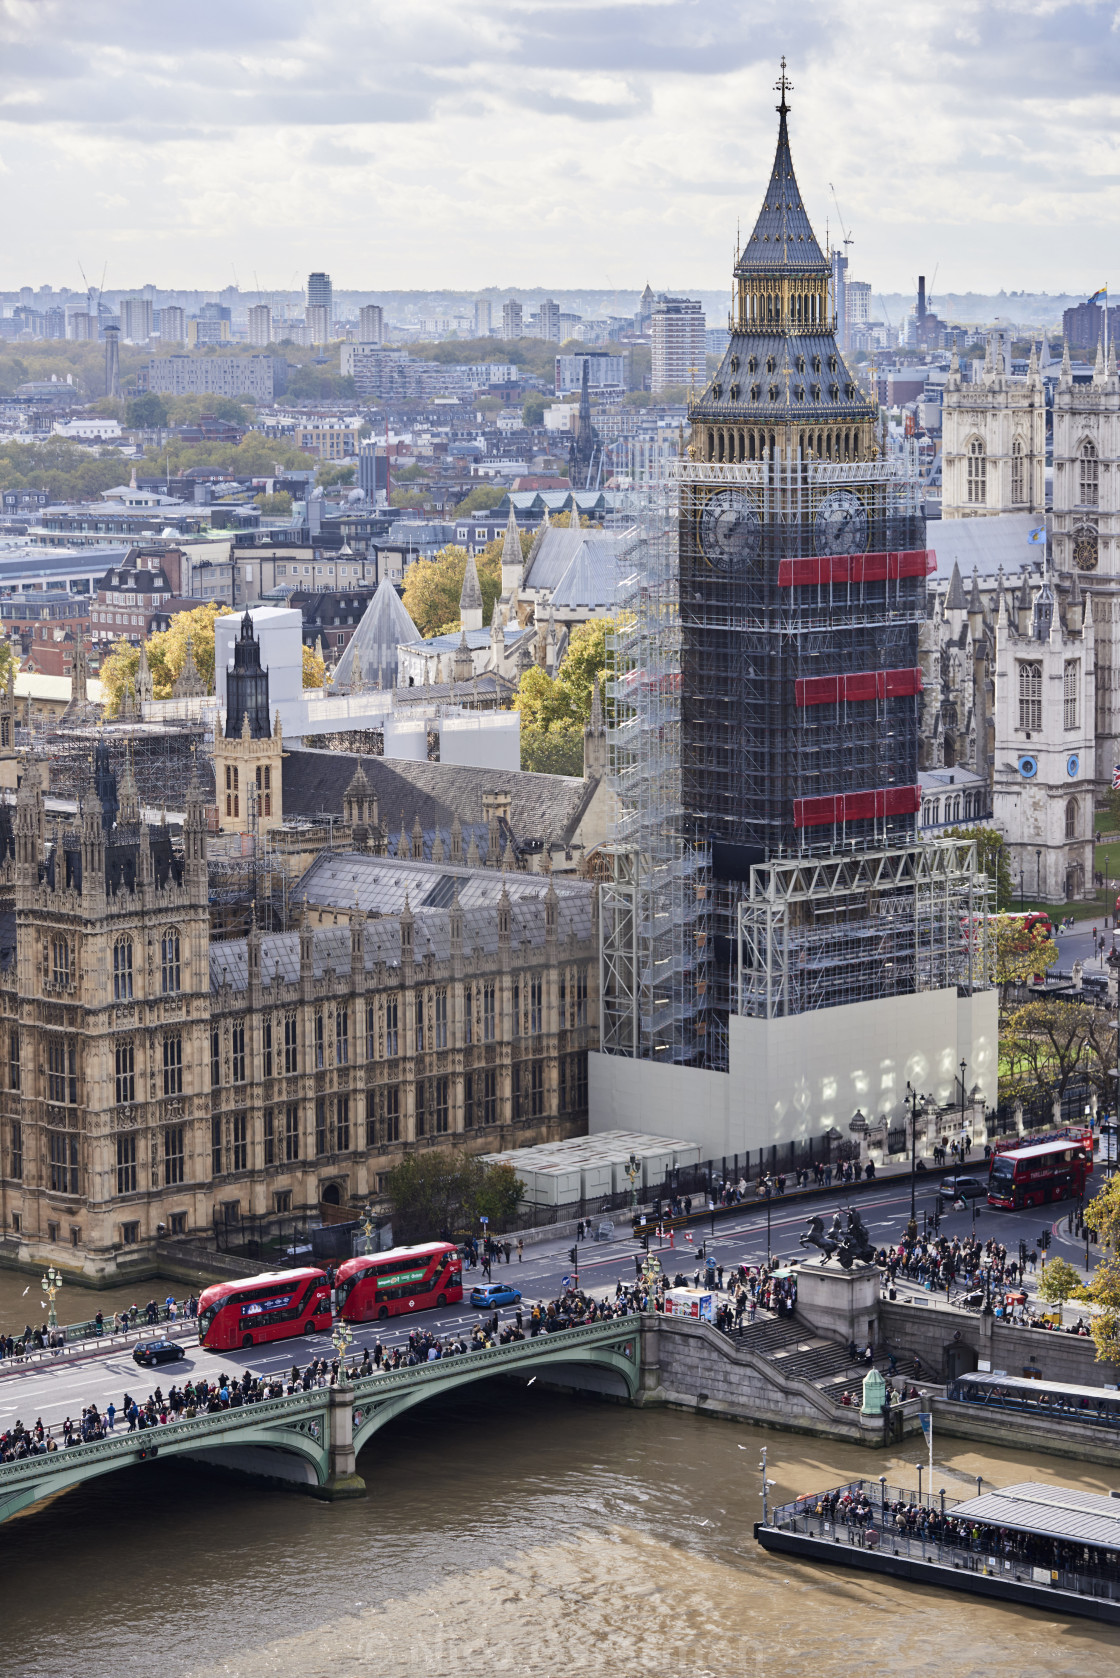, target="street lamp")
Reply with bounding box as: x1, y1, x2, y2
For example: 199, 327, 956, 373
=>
361, 1202, 376, 1257
762, 1178, 773, 1267
640, 1250, 663, 1298
905, 1082, 921, 1241
959, 1058, 968, 1150
332, 1317, 354, 1380
1035, 847, 1042, 900
41, 1265, 62, 1333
